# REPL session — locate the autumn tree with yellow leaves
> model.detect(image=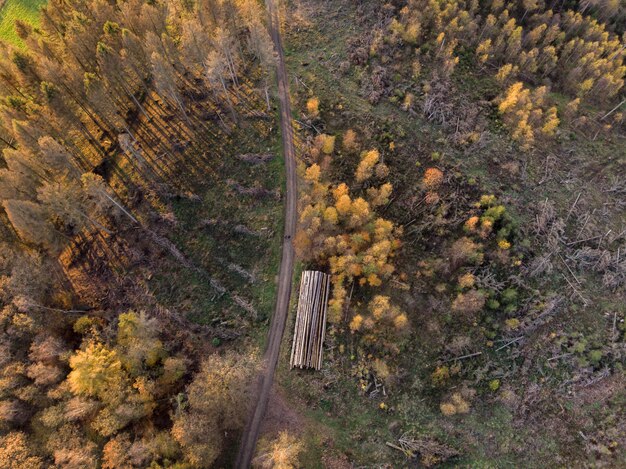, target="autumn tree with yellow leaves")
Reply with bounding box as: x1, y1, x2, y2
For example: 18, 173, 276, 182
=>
306, 97, 320, 118
296, 138, 402, 323
253, 432, 304, 469
173, 352, 258, 468
391, 0, 625, 144
349, 295, 409, 354
66, 311, 180, 438
496, 82, 559, 150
